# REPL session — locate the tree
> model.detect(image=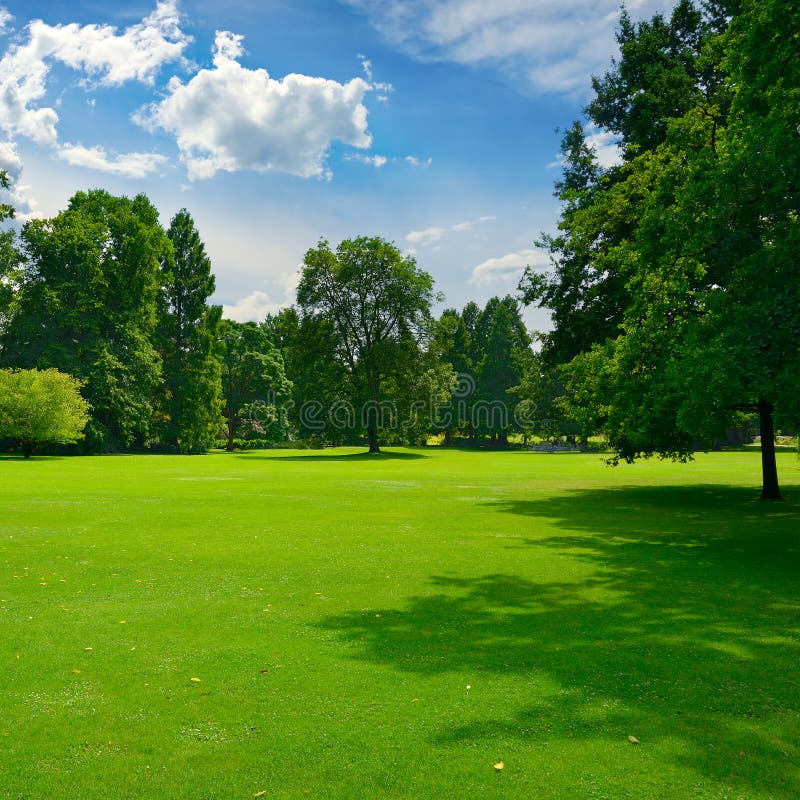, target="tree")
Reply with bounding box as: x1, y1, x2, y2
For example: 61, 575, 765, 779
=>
1, 190, 169, 451
0, 368, 90, 458
156, 210, 223, 452
0, 171, 20, 338
297, 236, 439, 453
556, 0, 798, 499
263, 307, 349, 444
475, 297, 531, 445
217, 320, 292, 450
